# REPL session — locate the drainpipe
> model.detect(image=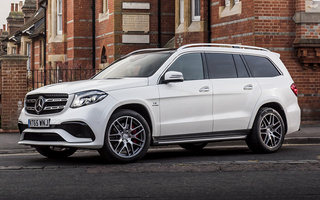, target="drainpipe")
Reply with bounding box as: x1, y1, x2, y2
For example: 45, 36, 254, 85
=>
92, 0, 96, 69
158, 0, 161, 47
208, 0, 211, 43
40, 0, 47, 85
